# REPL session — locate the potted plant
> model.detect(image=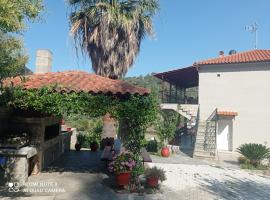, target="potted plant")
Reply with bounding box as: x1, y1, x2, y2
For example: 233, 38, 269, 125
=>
75, 133, 84, 151
90, 141, 99, 152
75, 142, 81, 151
157, 110, 178, 157
145, 166, 166, 187
108, 152, 136, 187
